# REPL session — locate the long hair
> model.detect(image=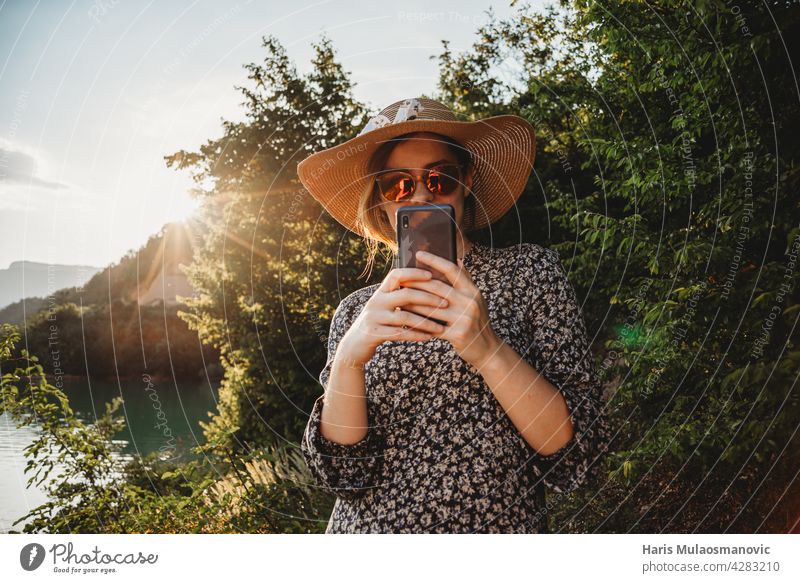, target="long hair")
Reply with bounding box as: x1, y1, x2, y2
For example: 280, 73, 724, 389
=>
354, 132, 475, 280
